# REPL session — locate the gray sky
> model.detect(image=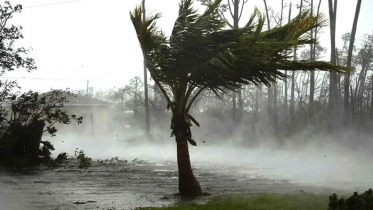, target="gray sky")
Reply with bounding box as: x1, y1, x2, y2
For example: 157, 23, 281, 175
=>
3, 0, 373, 93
